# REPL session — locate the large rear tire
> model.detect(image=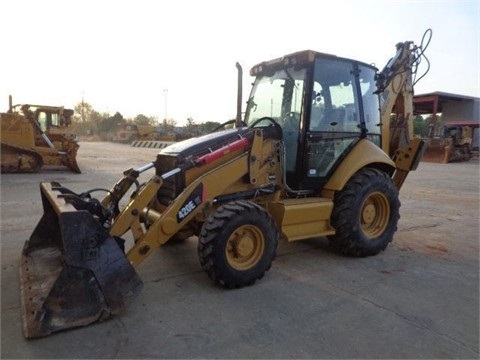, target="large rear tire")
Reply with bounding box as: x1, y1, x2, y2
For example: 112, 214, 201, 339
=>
328, 168, 400, 257
198, 200, 279, 288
